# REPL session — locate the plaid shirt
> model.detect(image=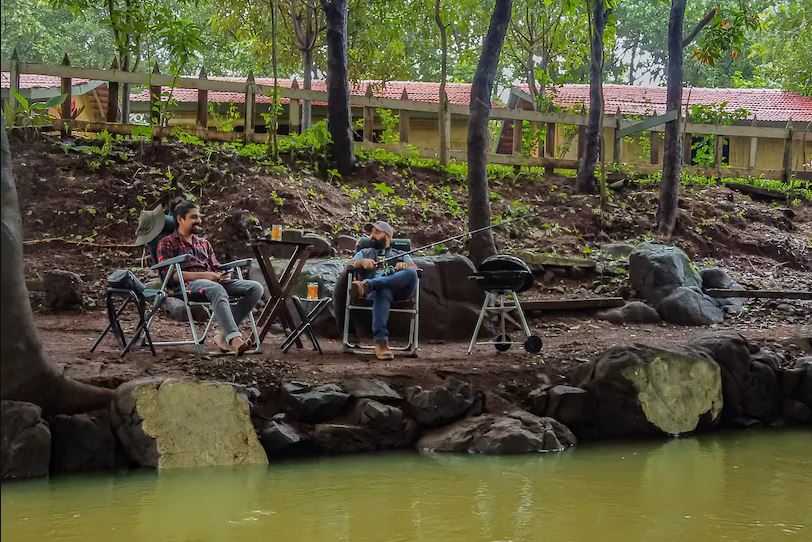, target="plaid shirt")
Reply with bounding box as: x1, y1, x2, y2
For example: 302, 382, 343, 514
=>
155, 231, 221, 278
